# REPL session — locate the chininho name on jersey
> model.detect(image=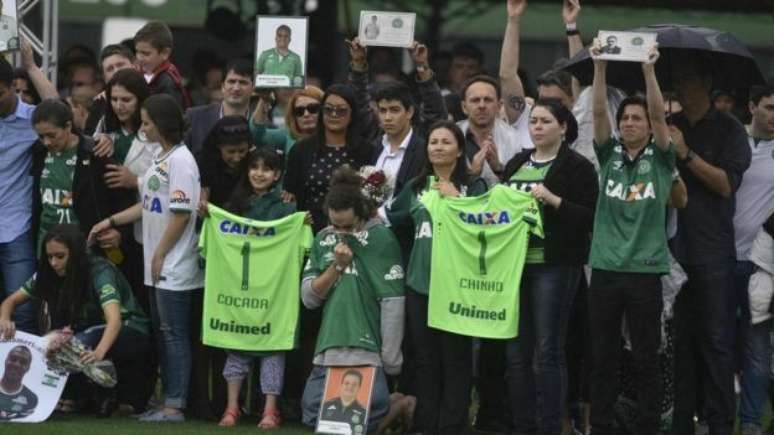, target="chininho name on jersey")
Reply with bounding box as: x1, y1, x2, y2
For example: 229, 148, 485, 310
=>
459, 211, 511, 225
449, 302, 506, 321
605, 180, 656, 202
219, 220, 276, 236
460, 278, 503, 292
210, 318, 271, 335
